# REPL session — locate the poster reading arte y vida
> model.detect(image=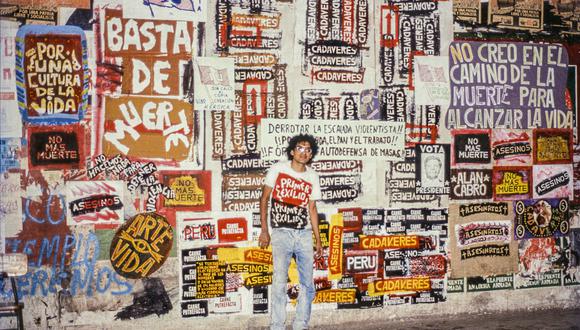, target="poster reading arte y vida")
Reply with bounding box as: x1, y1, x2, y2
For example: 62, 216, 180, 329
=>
446, 41, 570, 130
16, 25, 89, 124
110, 212, 173, 279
